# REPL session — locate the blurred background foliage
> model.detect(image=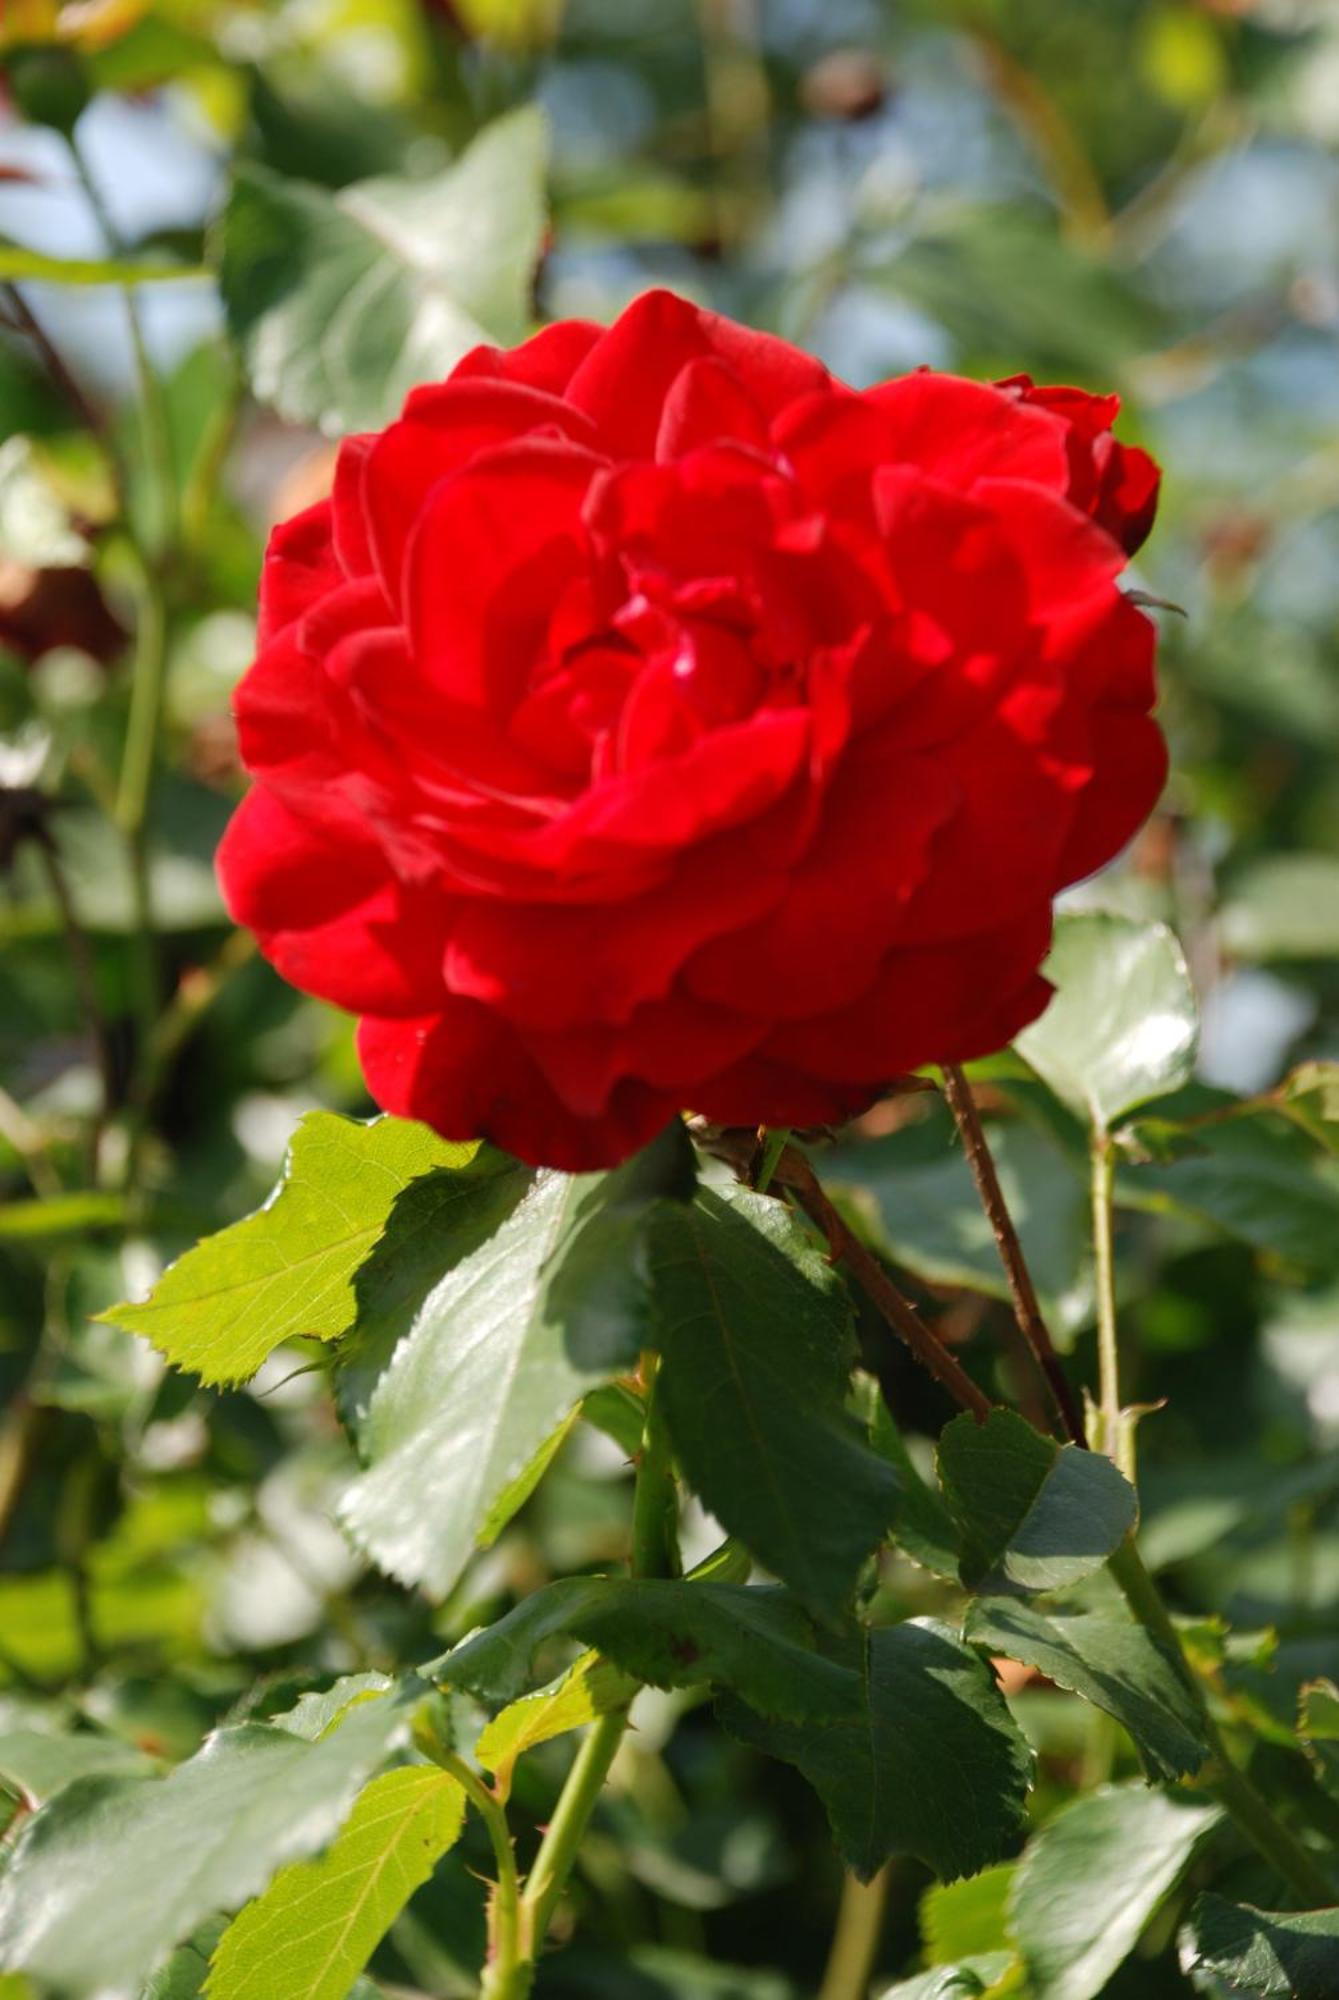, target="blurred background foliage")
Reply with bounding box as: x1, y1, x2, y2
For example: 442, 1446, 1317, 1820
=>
1, 1, 1338, 1993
